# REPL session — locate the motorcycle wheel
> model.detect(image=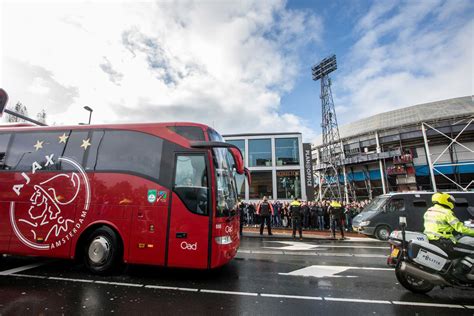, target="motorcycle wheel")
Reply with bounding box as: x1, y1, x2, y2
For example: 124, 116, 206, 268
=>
395, 264, 435, 294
